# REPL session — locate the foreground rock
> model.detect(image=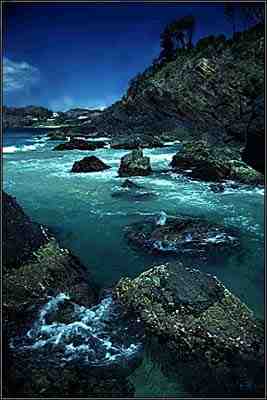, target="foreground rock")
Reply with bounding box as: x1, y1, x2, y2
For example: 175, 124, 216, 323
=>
3, 191, 47, 271
124, 214, 239, 257
3, 192, 135, 397
53, 138, 106, 151
115, 263, 264, 396
121, 179, 143, 189
171, 140, 264, 184
71, 156, 111, 173
118, 149, 152, 177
